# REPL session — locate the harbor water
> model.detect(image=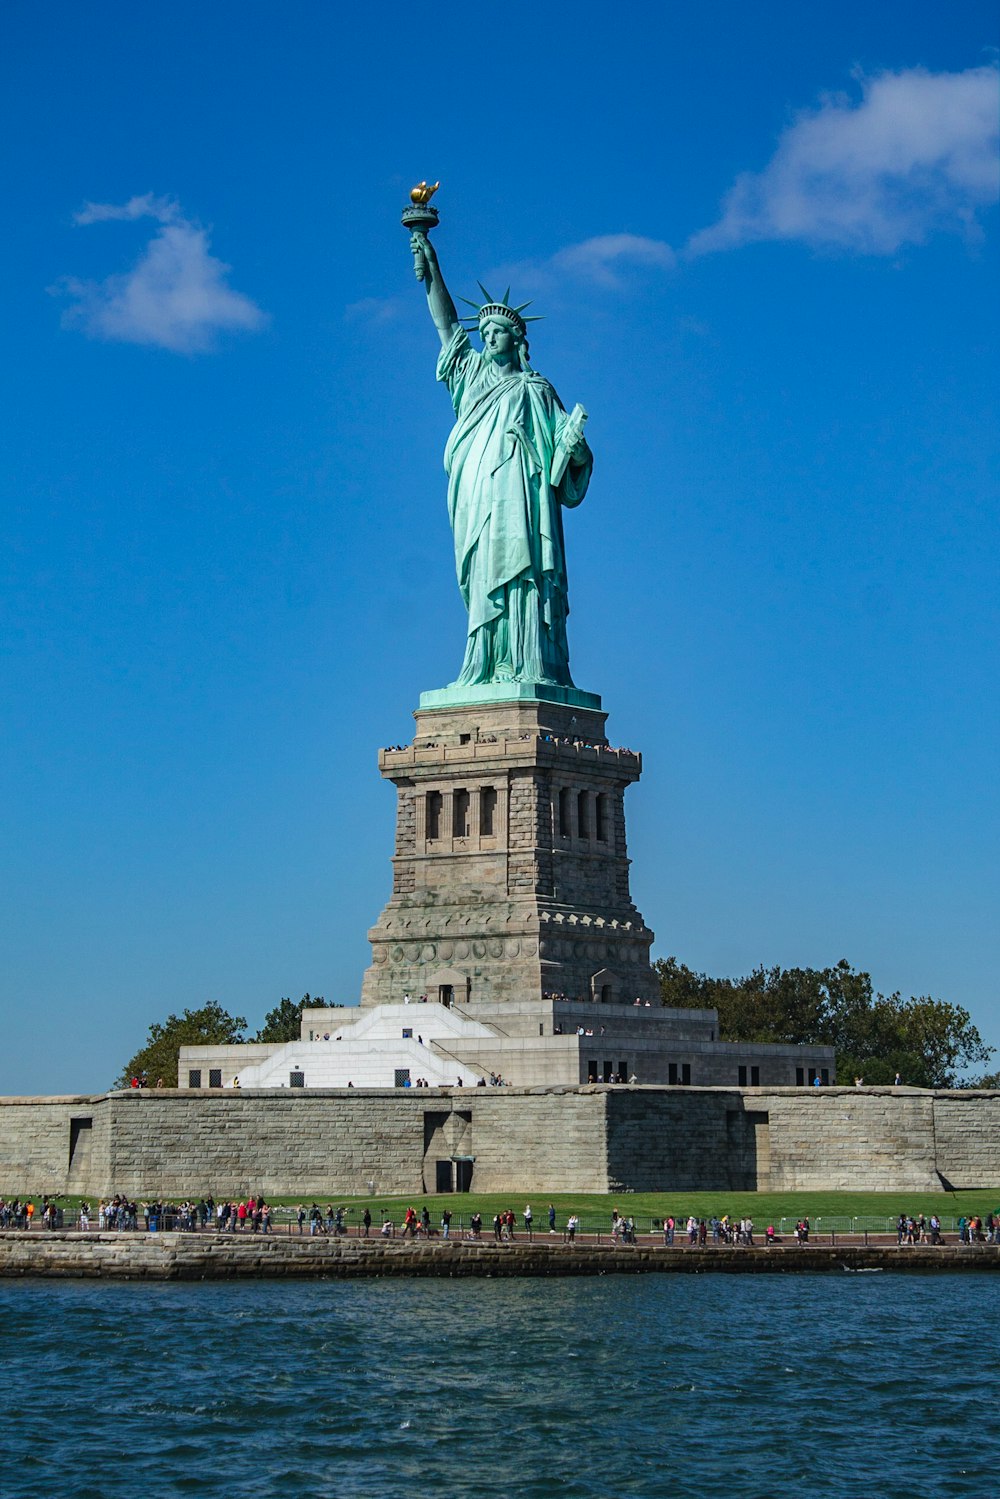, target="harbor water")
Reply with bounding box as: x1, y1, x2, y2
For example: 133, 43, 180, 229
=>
2, 1273, 997, 1495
